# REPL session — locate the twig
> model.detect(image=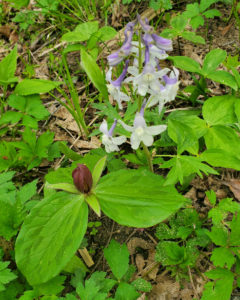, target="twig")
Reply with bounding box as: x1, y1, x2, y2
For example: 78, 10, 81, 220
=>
188, 265, 199, 300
